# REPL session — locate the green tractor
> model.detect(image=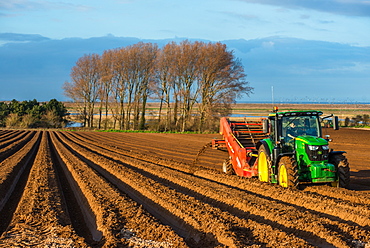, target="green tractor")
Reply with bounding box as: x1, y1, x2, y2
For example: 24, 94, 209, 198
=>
257, 108, 350, 188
